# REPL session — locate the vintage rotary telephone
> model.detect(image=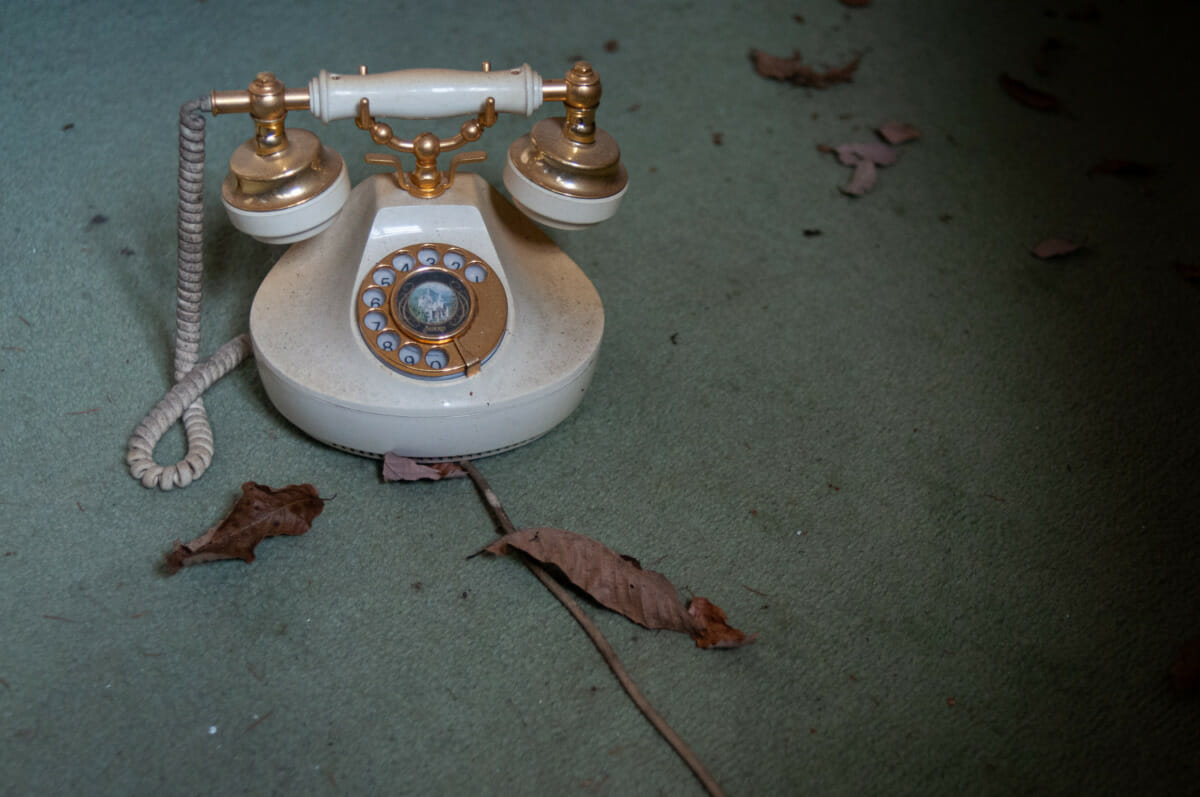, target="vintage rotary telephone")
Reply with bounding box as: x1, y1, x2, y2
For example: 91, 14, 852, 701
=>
127, 62, 627, 490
